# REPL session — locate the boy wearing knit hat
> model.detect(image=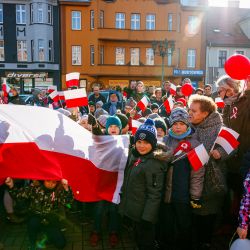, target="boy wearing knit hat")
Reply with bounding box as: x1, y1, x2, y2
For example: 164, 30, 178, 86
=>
160, 107, 205, 249
120, 118, 169, 250
105, 115, 122, 135
154, 118, 167, 142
